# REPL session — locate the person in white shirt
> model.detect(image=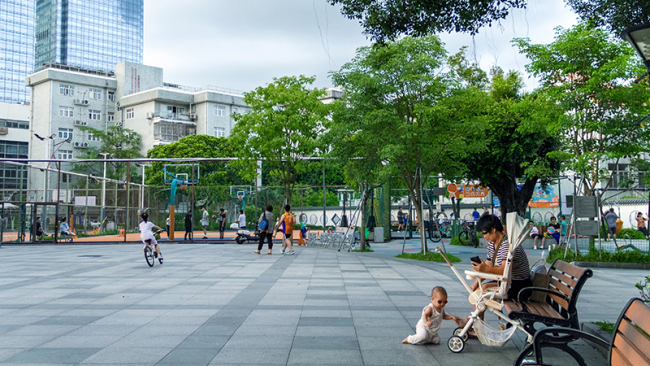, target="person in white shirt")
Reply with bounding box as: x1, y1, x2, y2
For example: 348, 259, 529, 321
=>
59, 217, 73, 242
140, 212, 163, 264
166, 216, 171, 238
528, 221, 540, 249
200, 207, 209, 239
493, 207, 500, 218
237, 210, 246, 229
